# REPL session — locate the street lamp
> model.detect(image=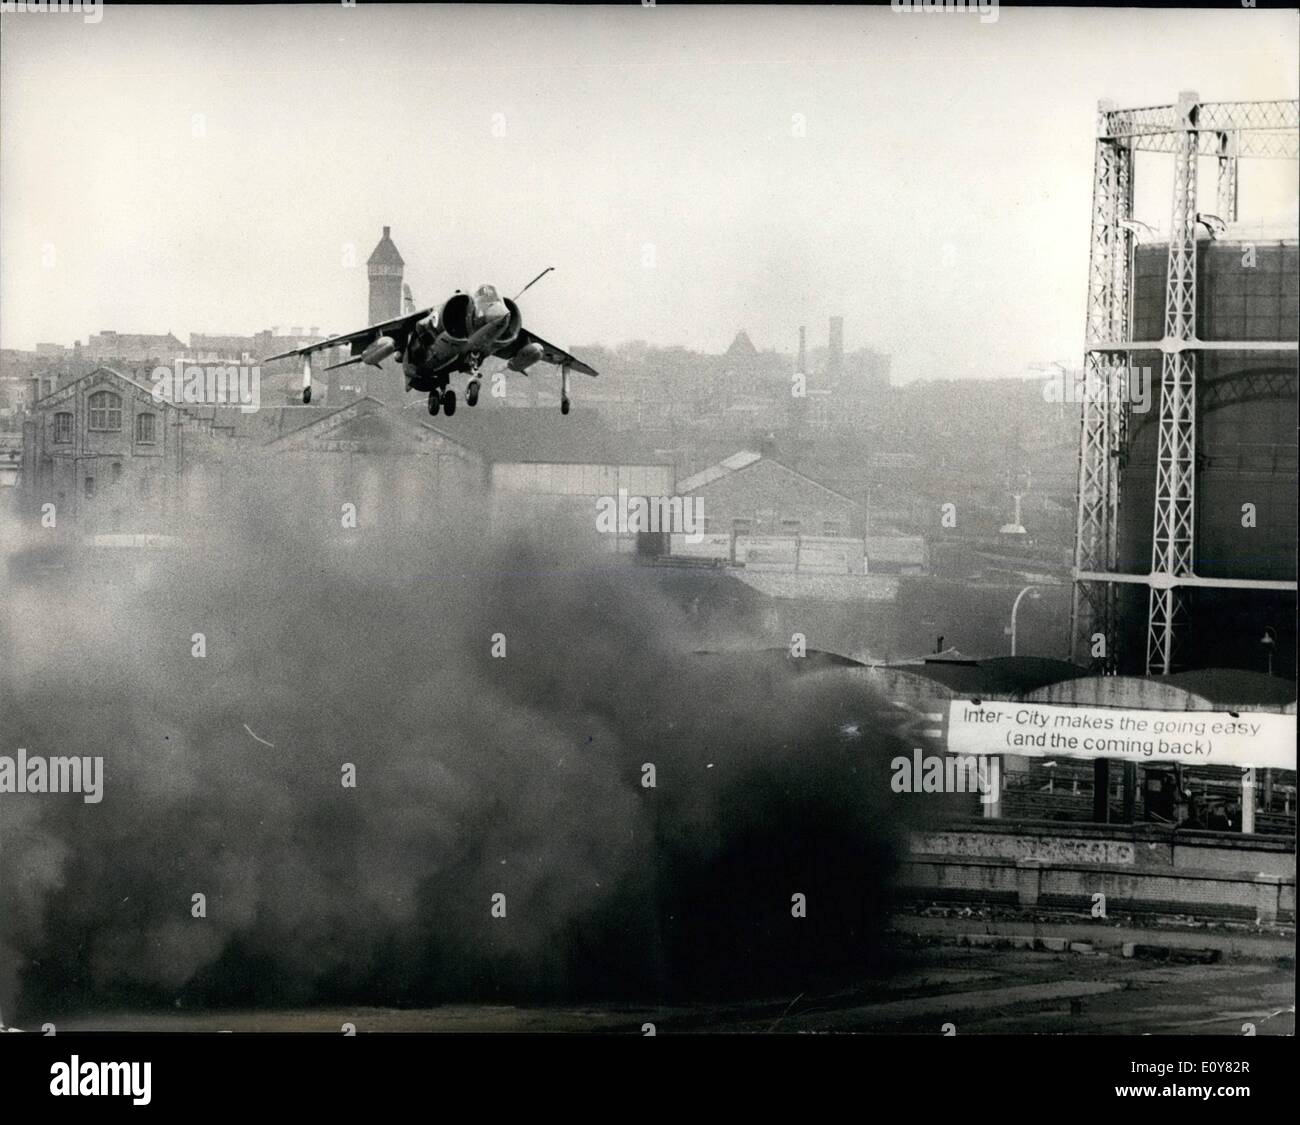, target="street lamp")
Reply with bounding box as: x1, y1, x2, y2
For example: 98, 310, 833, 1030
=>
1260, 626, 1277, 676
1009, 585, 1041, 656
